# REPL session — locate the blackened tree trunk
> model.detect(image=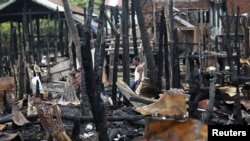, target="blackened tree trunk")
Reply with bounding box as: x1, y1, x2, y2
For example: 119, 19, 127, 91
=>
133, 0, 157, 86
